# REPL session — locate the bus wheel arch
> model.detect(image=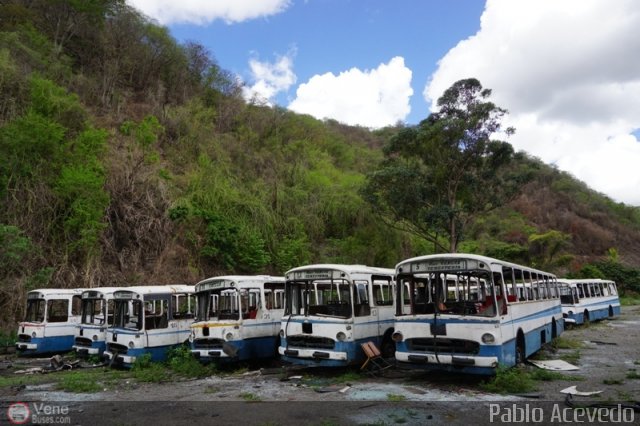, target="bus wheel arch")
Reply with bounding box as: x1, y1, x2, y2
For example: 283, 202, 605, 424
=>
551, 318, 558, 339
380, 328, 396, 358
515, 330, 526, 366
583, 310, 590, 324
608, 305, 614, 317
